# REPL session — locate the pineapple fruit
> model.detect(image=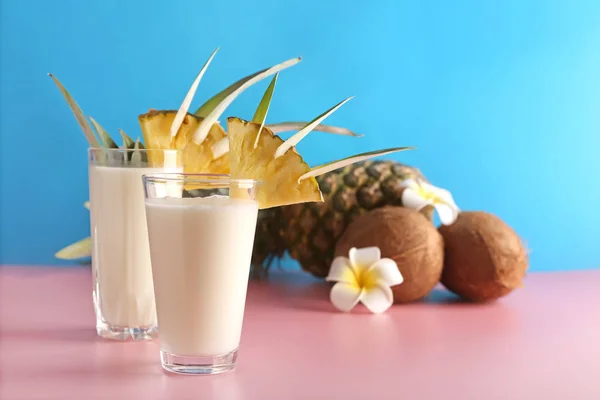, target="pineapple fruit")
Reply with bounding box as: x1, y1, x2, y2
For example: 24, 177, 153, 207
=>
251, 159, 432, 278
51, 48, 417, 281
